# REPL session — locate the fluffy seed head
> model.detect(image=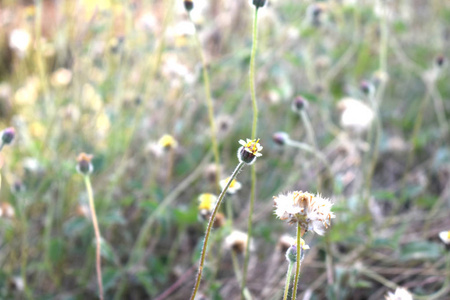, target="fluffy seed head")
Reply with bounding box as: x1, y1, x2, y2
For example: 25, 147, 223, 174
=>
273, 191, 335, 235
385, 287, 413, 300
